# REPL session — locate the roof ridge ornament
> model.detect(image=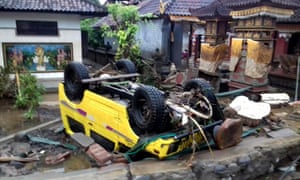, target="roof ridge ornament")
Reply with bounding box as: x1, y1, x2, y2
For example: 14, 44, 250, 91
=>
159, 0, 169, 14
